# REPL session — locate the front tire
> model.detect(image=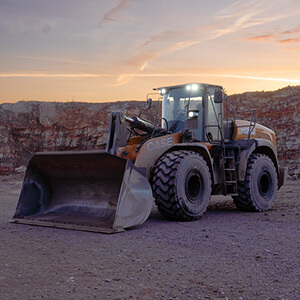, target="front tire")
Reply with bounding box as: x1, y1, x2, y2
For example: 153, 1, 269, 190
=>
233, 153, 277, 211
152, 150, 211, 221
